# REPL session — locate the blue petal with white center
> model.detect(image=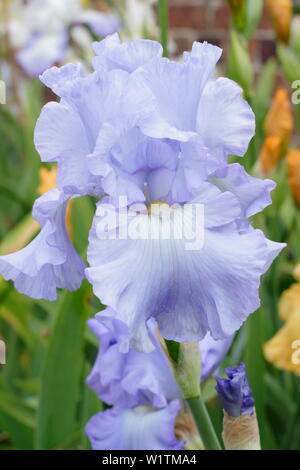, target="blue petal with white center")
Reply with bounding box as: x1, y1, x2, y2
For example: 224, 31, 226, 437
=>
86, 183, 283, 352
